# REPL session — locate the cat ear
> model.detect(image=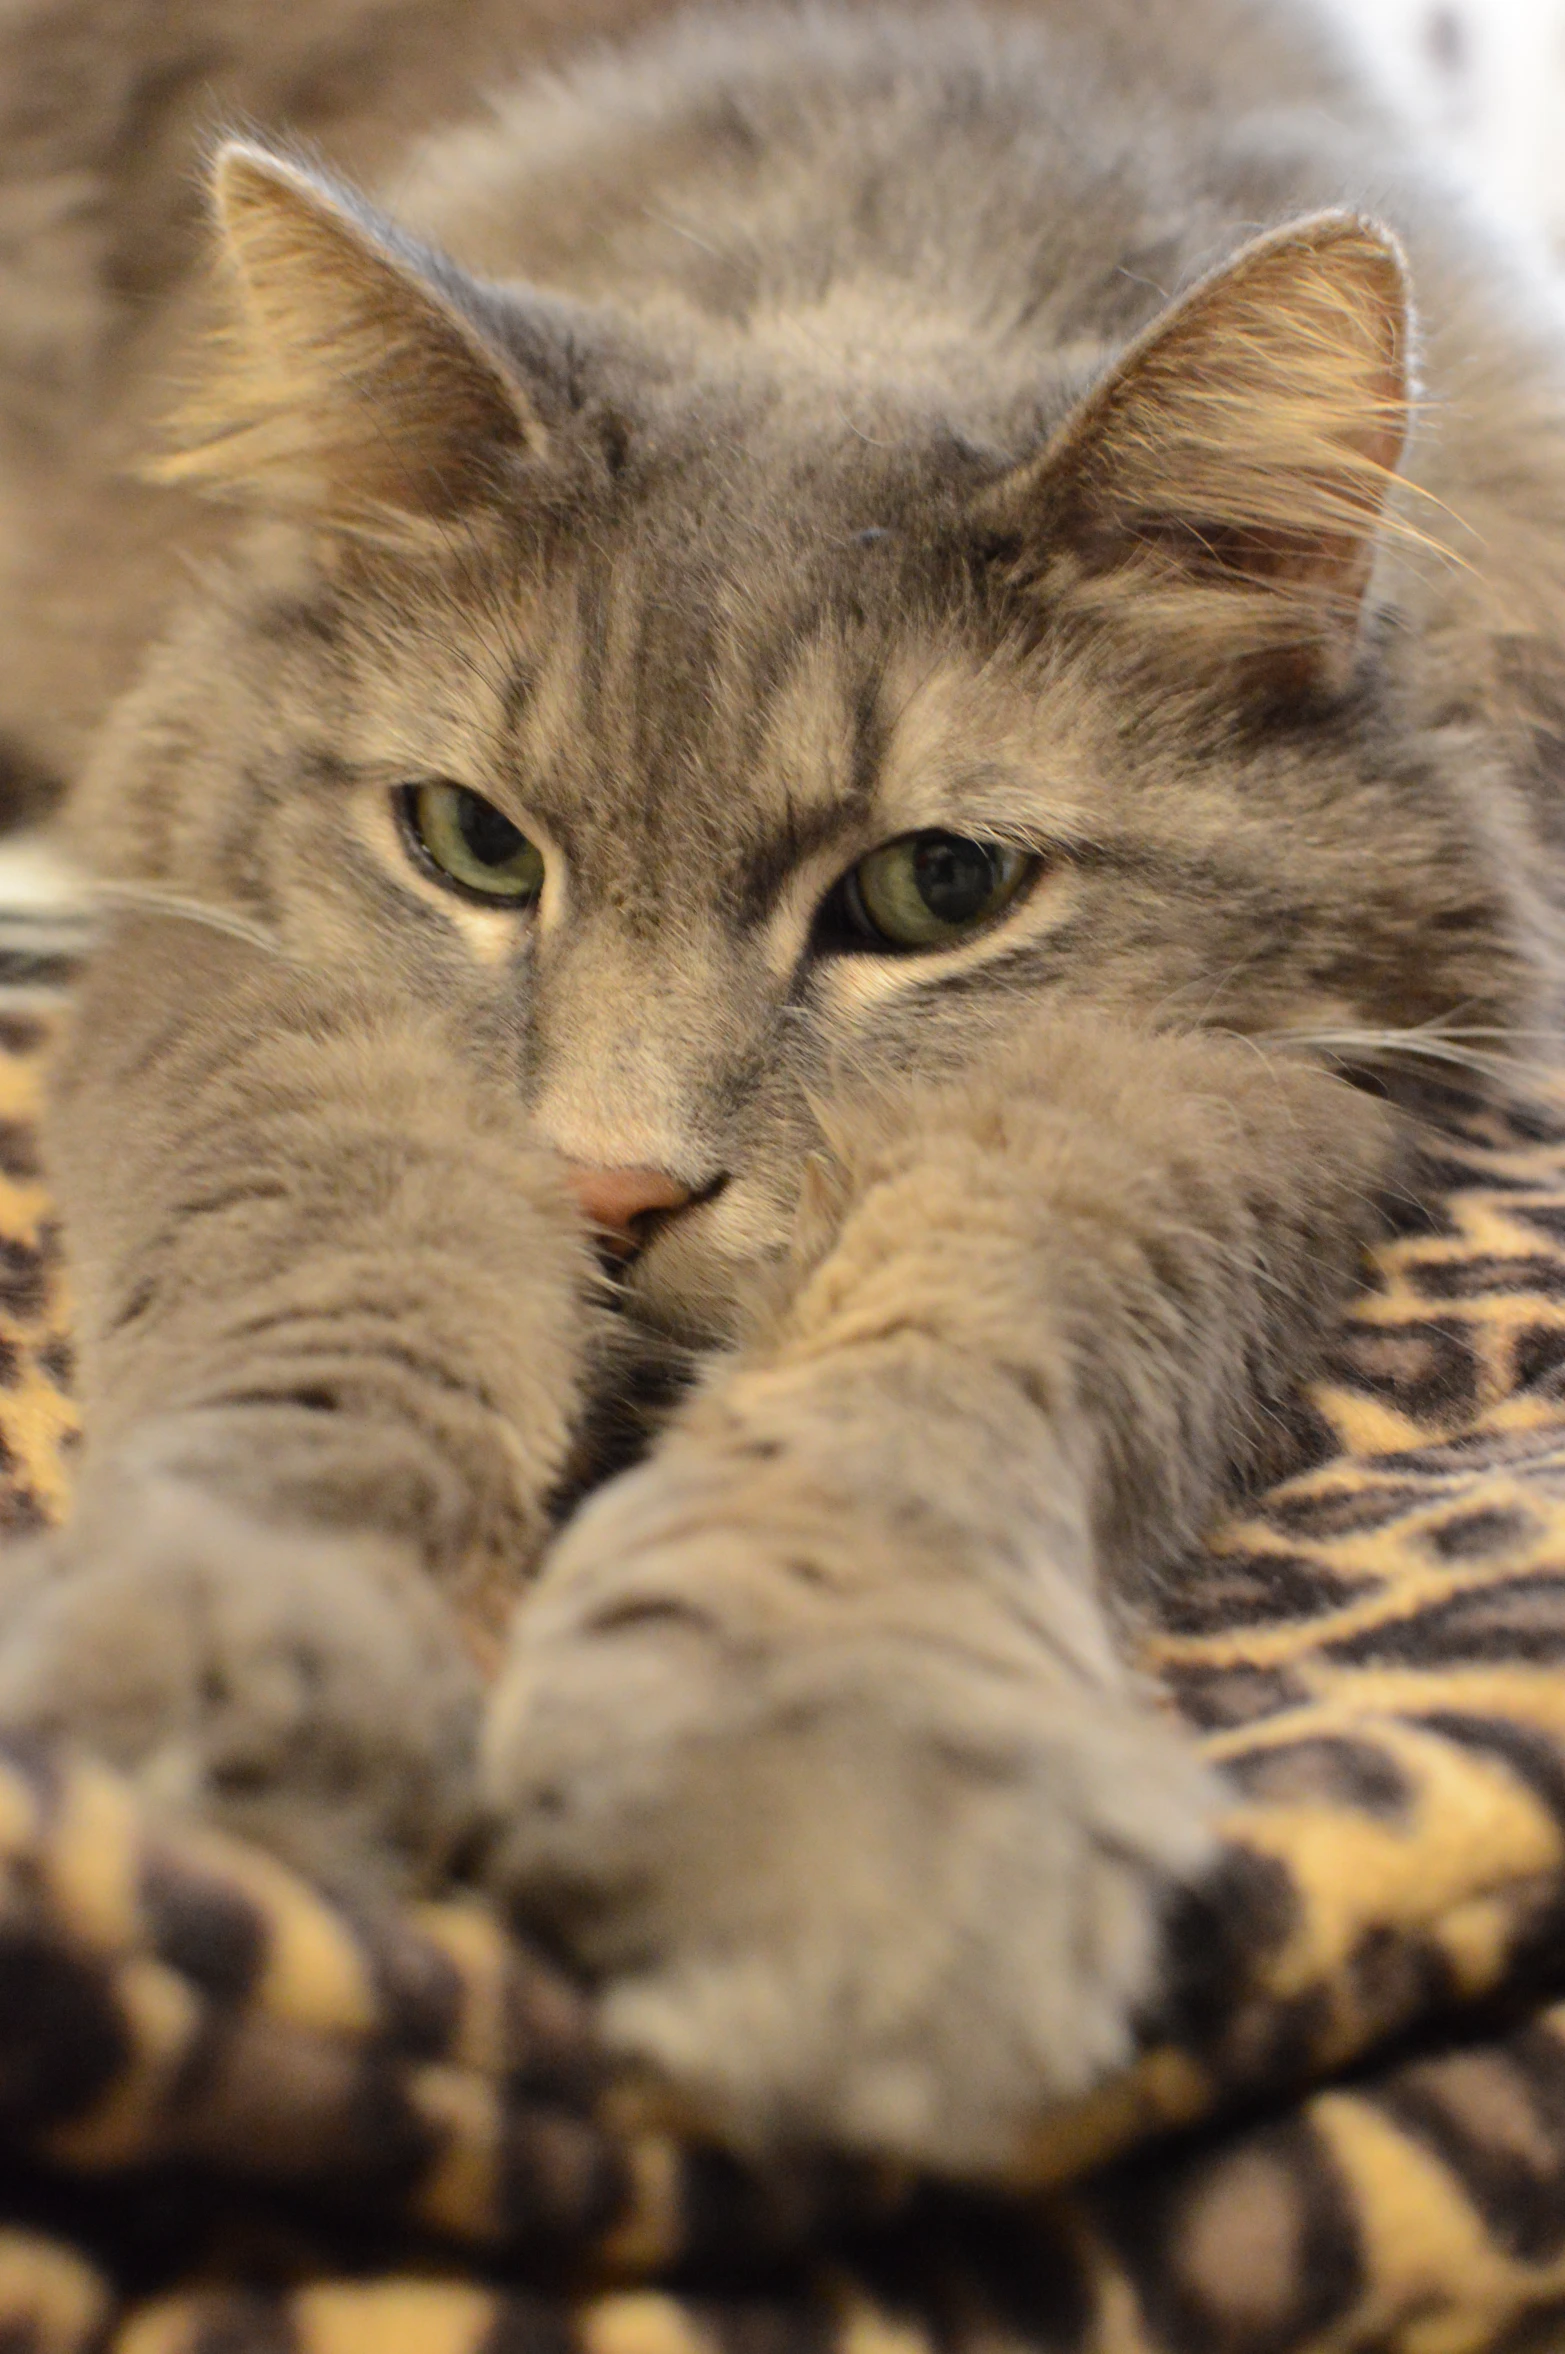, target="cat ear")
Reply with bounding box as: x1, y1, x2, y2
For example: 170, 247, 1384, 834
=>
978, 213, 1415, 693
150, 142, 543, 533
